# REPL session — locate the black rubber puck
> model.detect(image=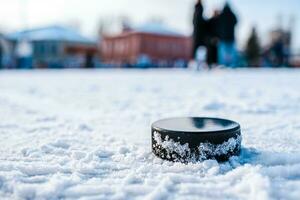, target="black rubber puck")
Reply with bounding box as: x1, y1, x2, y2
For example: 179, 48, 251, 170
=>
151, 117, 242, 162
